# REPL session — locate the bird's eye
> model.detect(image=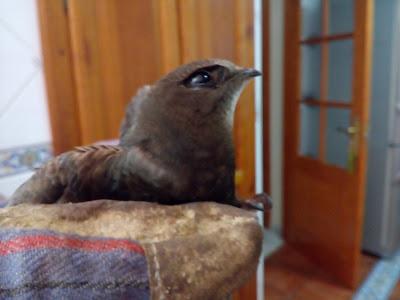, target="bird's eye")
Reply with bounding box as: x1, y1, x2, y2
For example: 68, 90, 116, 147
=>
190, 71, 211, 84
183, 70, 215, 88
